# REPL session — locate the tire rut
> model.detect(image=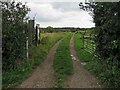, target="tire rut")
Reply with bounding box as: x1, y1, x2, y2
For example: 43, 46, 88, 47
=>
18, 39, 63, 88
65, 34, 102, 88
